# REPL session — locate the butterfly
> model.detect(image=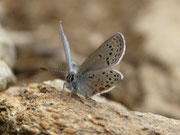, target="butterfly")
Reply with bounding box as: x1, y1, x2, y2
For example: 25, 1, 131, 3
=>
42, 22, 126, 99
